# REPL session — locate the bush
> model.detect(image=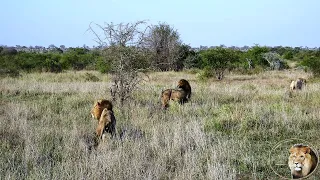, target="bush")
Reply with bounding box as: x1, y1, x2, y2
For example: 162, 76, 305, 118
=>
43, 54, 62, 73
184, 52, 202, 69
244, 45, 269, 67
0, 68, 20, 78
301, 56, 320, 77
196, 66, 215, 81
262, 52, 288, 70
283, 51, 294, 59
200, 47, 239, 80
95, 56, 111, 73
